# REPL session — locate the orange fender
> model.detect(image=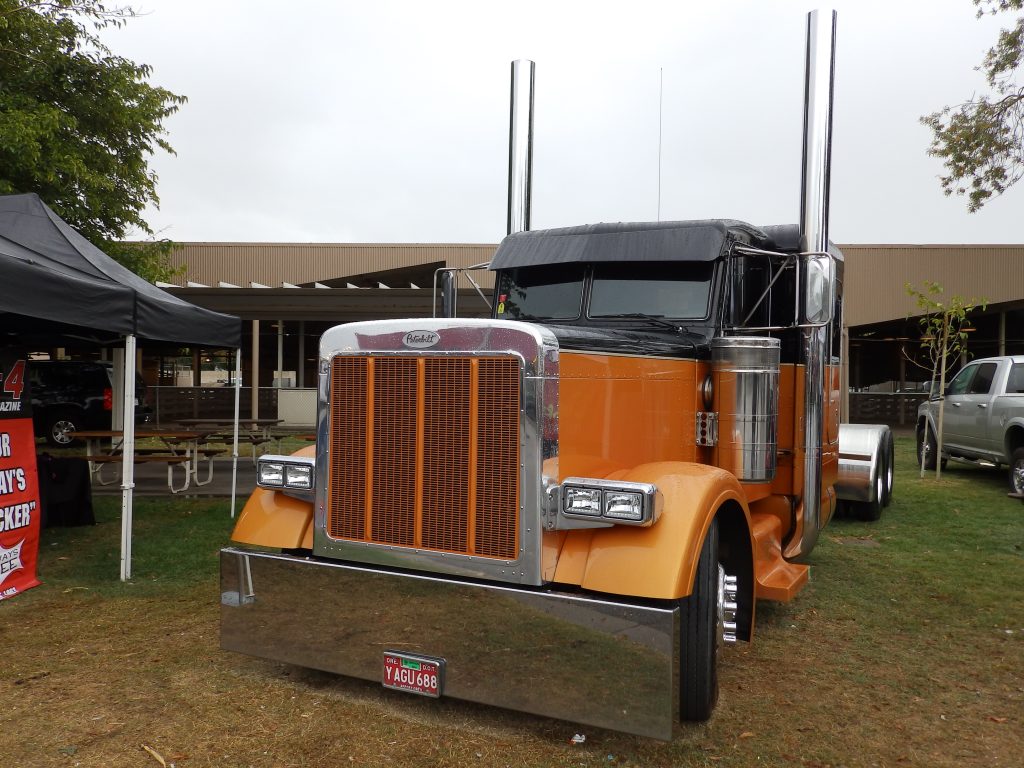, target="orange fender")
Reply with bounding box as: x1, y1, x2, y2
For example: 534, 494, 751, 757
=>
231, 488, 315, 550
231, 446, 316, 550
555, 461, 752, 600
